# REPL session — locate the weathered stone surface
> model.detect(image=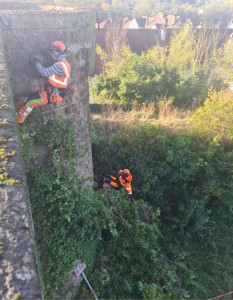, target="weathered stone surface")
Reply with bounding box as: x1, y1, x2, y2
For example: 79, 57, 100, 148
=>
0, 29, 42, 300
1, 9, 95, 180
